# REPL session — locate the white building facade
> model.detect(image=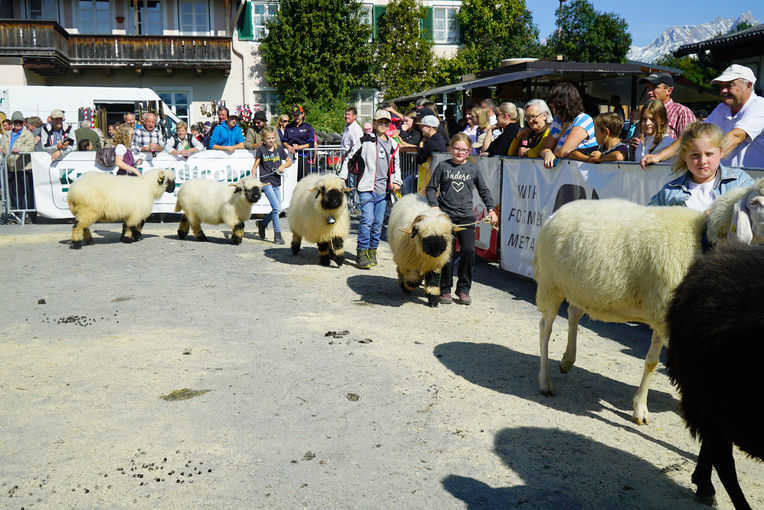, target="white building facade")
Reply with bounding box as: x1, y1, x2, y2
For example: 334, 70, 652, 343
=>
0, 0, 463, 125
